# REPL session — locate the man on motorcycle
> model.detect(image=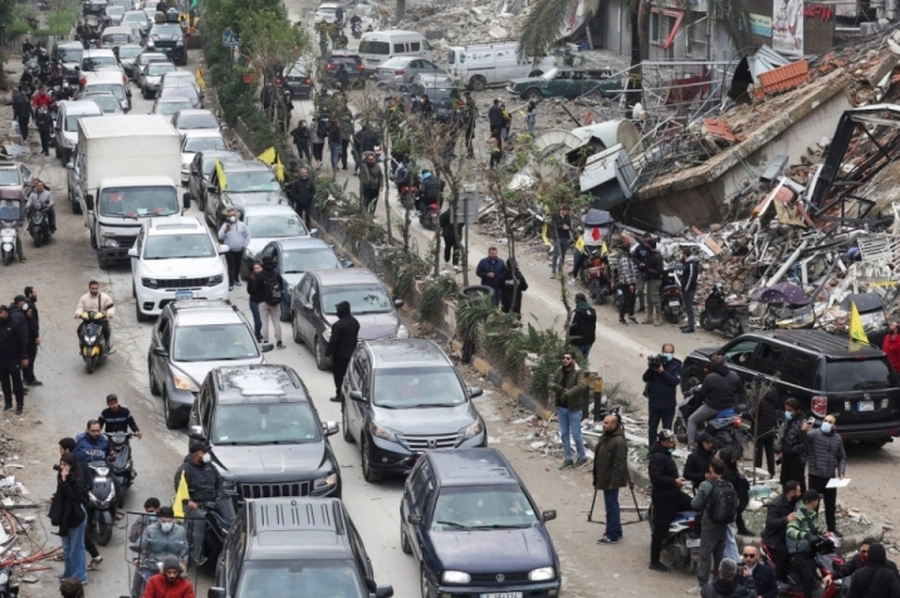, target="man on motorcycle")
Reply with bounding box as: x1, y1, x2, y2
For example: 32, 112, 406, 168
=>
786, 490, 826, 598
74, 280, 115, 351
761, 480, 803, 581
648, 428, 693, 573
74, 420, 113, 464
174, 442, 225, 564
687, 354, 744, 448
26, 179, 56, 233
138, 507, 188, 575
683, 432, 715, 492
141, 554, 195, 598
31, 85, 52, 110
99, 393, 143, 438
